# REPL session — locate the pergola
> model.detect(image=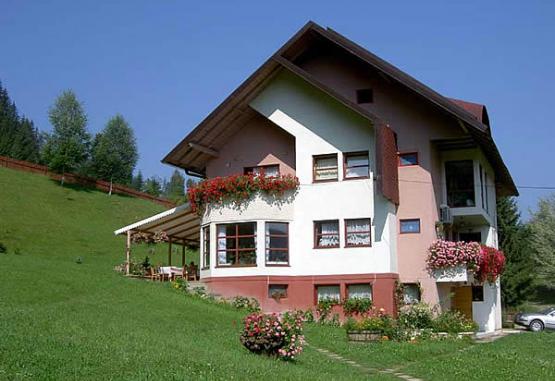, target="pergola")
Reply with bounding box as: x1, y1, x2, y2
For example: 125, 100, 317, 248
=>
114, 203, 200, 275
